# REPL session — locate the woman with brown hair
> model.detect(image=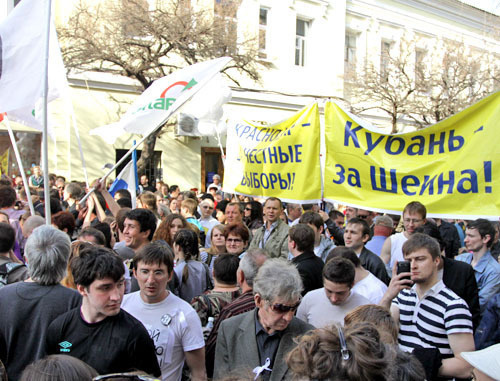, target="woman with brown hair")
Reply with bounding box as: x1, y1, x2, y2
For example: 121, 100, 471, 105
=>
152, 213, 189, 247
224, 223, 250, 257
137, 191, 161, 222
200, 224, 226, 269
286, 323, 389, 381
172, 229, 211, 302
61, 241, 93, 289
